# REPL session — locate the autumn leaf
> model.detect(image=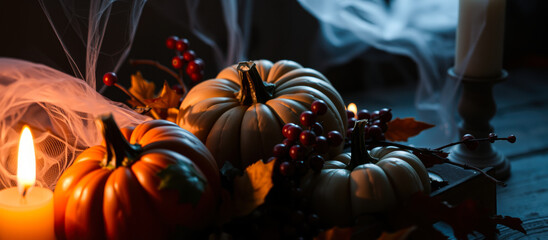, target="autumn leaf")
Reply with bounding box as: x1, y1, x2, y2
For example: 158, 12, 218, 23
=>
231, 160, 275, 217
144, 81, 181, 109
315, 226, 353, 240
385, 118, 435, 142
378, 226, 416, 240
128, 71, 155, 107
